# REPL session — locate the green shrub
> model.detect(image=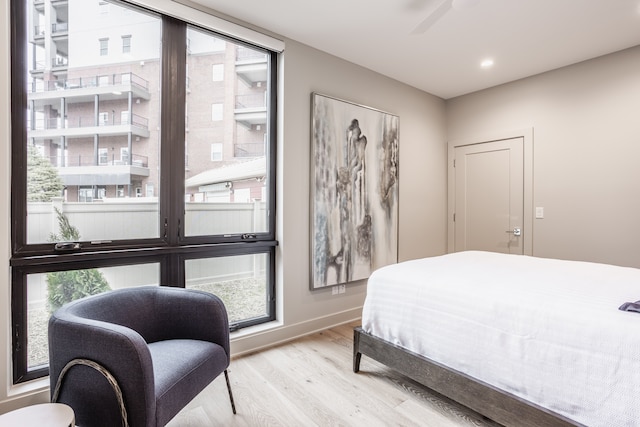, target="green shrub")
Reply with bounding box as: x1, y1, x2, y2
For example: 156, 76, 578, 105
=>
47, 269, 111, 312
46, 208, 111, 312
